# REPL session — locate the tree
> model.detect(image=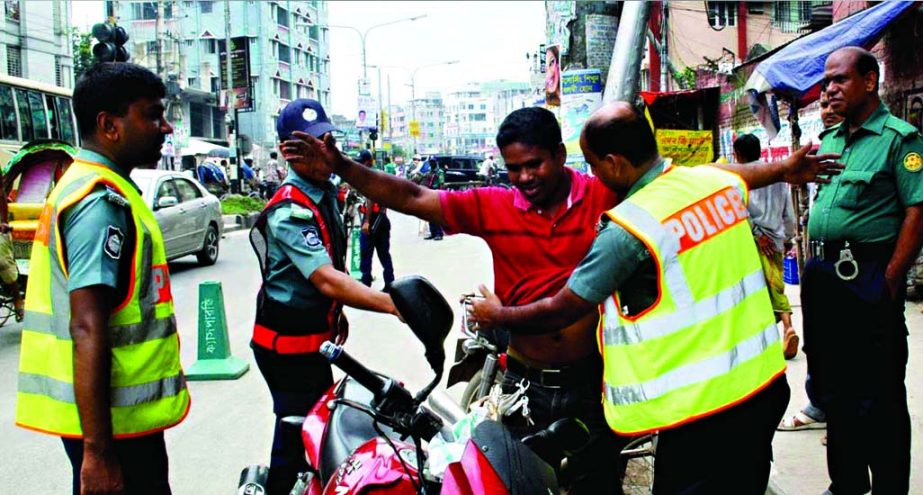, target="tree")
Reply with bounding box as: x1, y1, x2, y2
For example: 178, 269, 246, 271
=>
72, 28, 93, 82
